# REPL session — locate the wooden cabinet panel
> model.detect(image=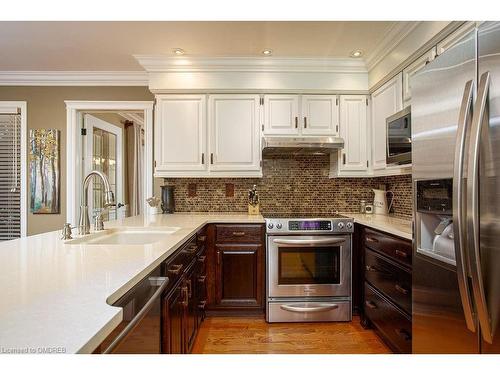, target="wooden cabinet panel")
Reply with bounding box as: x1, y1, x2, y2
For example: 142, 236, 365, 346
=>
263, 95, 300, 135
215, 244, 263, 308
162, 280, 186, 354
215, 224, 263, 244
371, 74, 403, 170
338, 95, 368, 172
301, 95, 339, 135
362, 227, 412, 267
154, 95, 207, 175
364, 282, 412, 354
208, 94, 261, 173
364, 248, 412, 314
402, 47, 436, 106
